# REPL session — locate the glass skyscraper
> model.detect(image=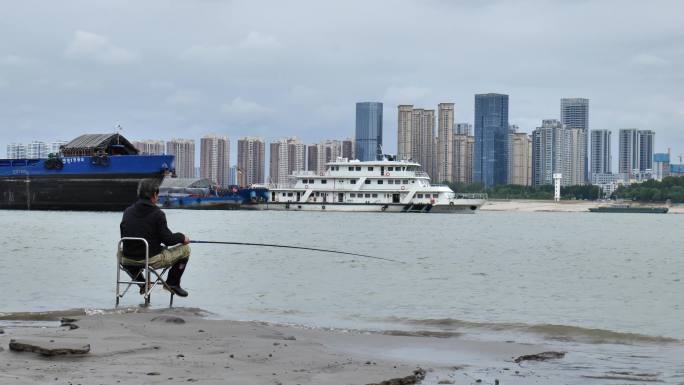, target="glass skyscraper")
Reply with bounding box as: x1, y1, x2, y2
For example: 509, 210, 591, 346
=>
473, 93, 509, 187
355, 102, 383, 161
